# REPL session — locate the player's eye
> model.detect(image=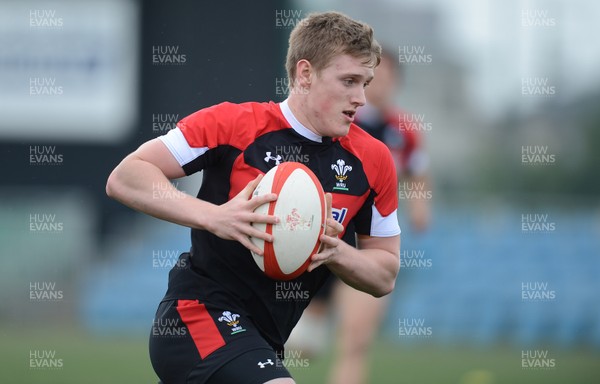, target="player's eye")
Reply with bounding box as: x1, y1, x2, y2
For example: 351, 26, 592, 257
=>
343, 78, 355, 86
